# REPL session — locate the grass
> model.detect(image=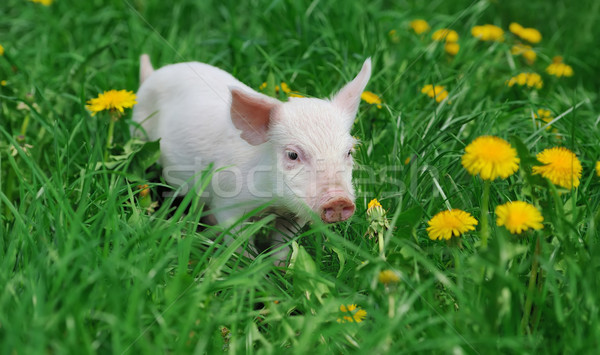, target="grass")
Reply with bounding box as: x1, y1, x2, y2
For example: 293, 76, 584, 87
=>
2, 0, 600, 353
